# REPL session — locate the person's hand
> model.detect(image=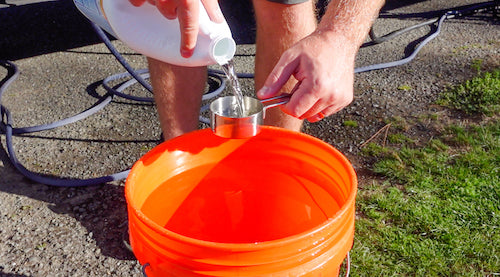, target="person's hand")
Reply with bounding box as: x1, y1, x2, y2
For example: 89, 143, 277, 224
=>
128, 0, 224, 58
257, 31, 357, 123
